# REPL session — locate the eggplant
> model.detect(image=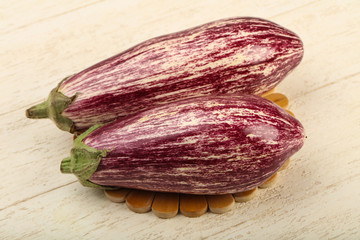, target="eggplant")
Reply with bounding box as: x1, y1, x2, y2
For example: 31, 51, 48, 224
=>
60, 95, 305, 194
26, 17, 303, 133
